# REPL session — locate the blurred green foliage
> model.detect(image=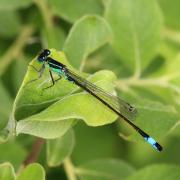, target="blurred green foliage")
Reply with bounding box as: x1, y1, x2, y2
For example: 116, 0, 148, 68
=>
0, 0, 180, 179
